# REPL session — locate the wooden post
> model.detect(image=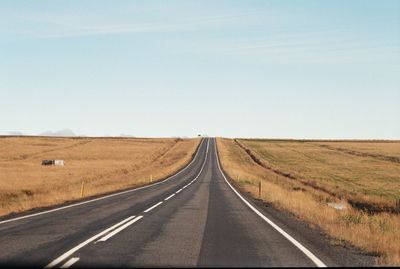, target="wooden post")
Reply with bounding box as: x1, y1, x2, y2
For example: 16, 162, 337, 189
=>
150, 174, 153, 183
236, 173, 239, 181
259, 180, 262, 199
80, 181, 85, 198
